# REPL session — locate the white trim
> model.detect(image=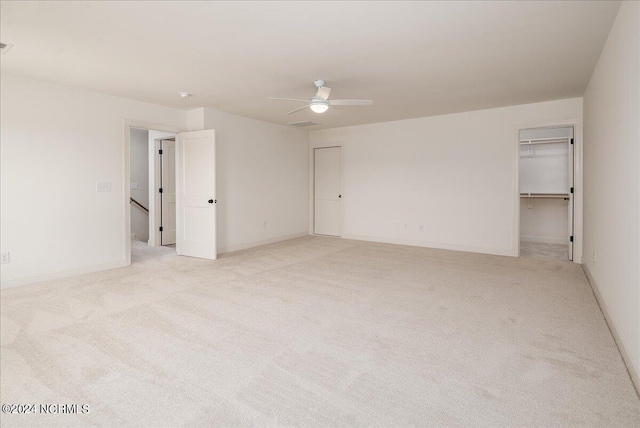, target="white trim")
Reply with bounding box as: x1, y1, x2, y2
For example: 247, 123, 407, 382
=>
520, 235, 568, 245
513, 119, 583, 263
218, 232, 308, 254
0, 259, 127, 289
308, 141, 346, 237
343, 234, 513, 257
124, 120, 183, 266
582, 261, 640, 394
